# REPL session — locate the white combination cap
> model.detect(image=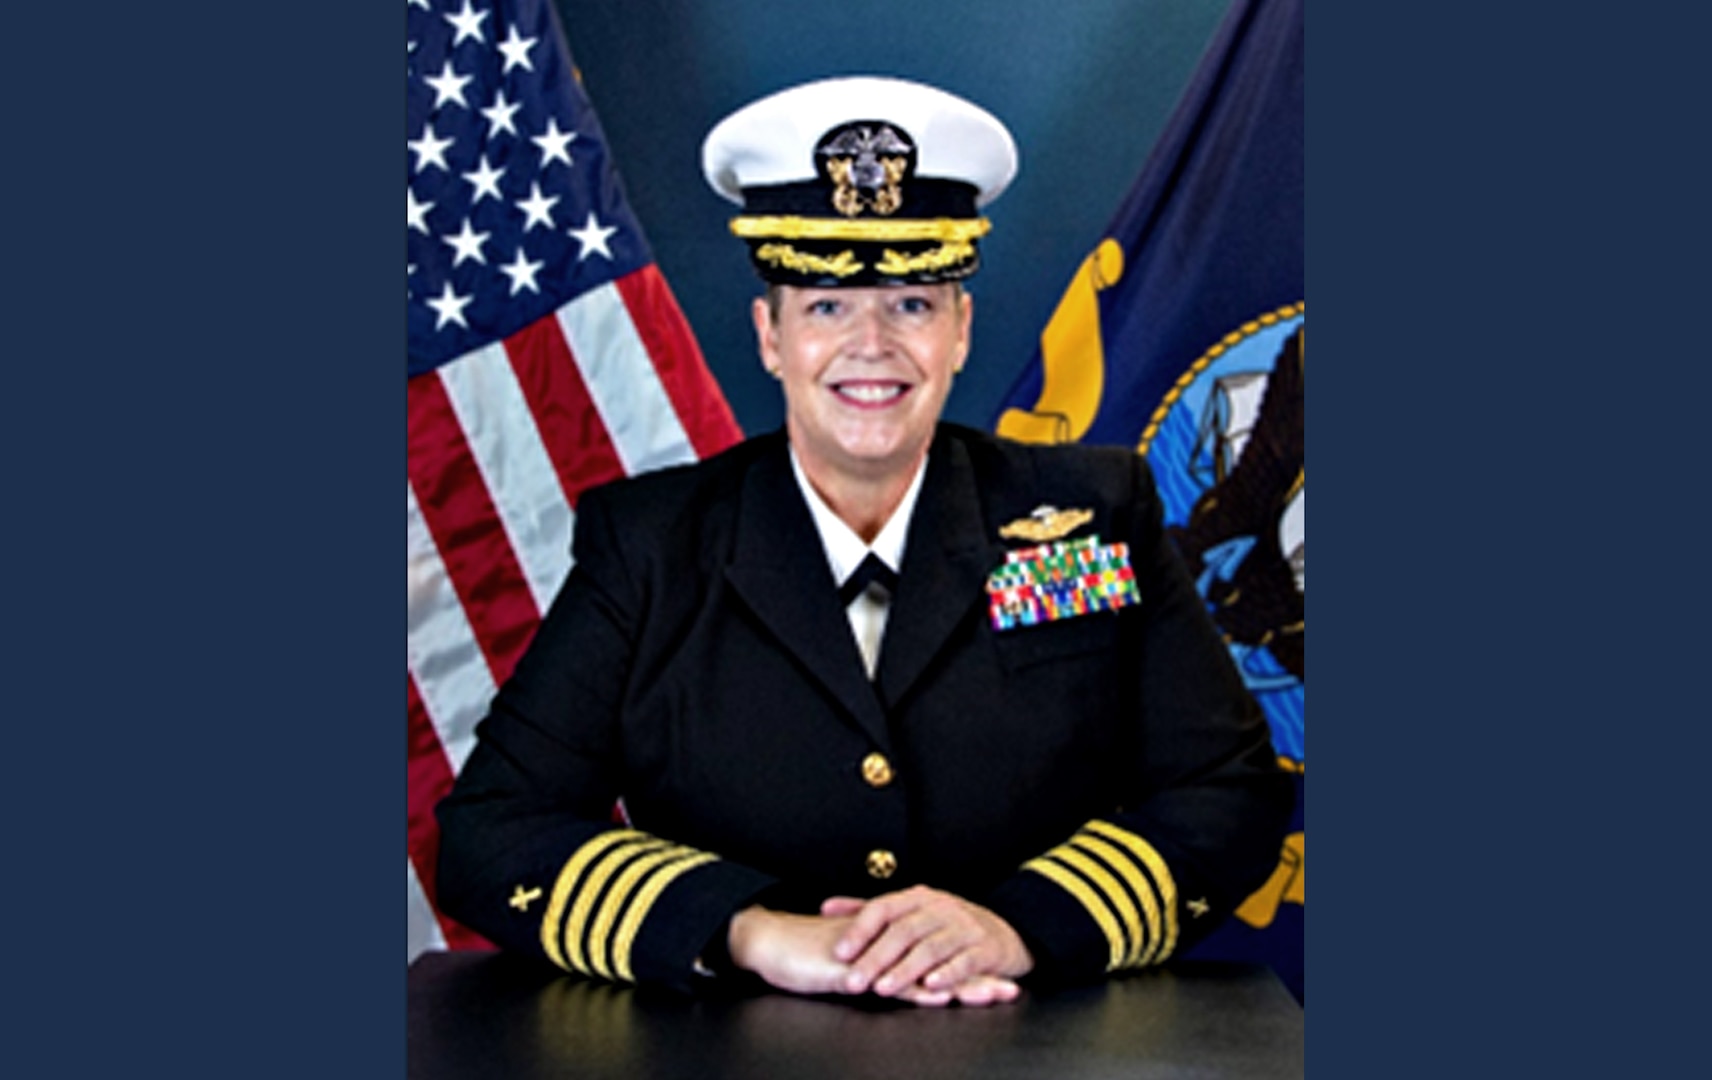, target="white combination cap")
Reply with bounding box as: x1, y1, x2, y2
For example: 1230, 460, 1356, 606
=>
700, 75, 1018, 286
